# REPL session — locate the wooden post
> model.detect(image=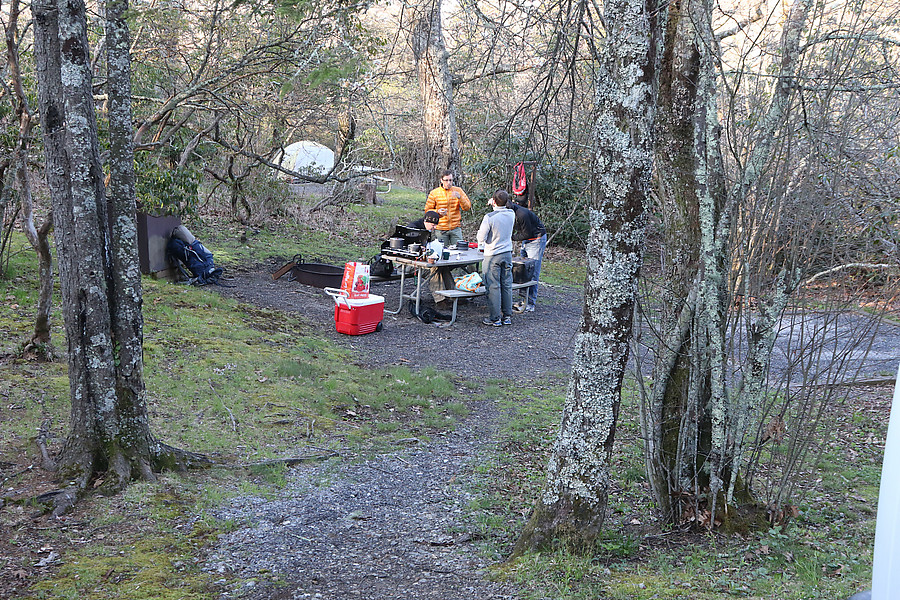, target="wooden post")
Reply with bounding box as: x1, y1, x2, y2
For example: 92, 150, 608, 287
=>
361, 182, 376, 204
